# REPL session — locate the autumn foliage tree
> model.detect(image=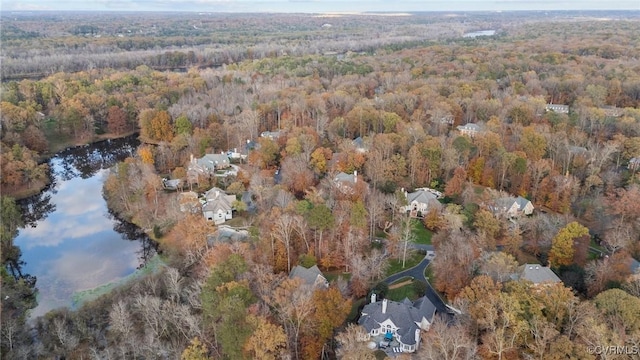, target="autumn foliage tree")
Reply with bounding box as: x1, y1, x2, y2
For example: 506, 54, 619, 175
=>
548, 222, 589, 268
107, 105, 128, 135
